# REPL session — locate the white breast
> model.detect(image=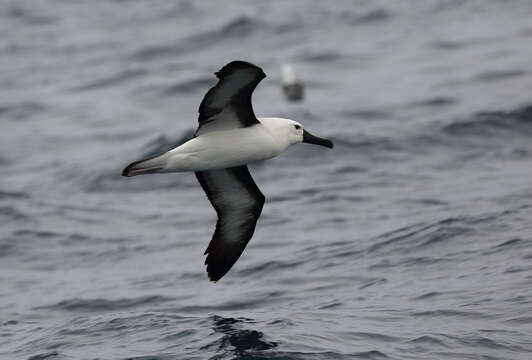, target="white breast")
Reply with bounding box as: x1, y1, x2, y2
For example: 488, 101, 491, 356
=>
164, 125, 282, 172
